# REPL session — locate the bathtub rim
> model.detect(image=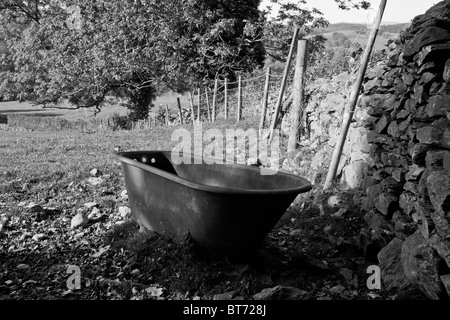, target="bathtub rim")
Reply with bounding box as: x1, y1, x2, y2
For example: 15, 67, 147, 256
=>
114, 150, 313, 195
